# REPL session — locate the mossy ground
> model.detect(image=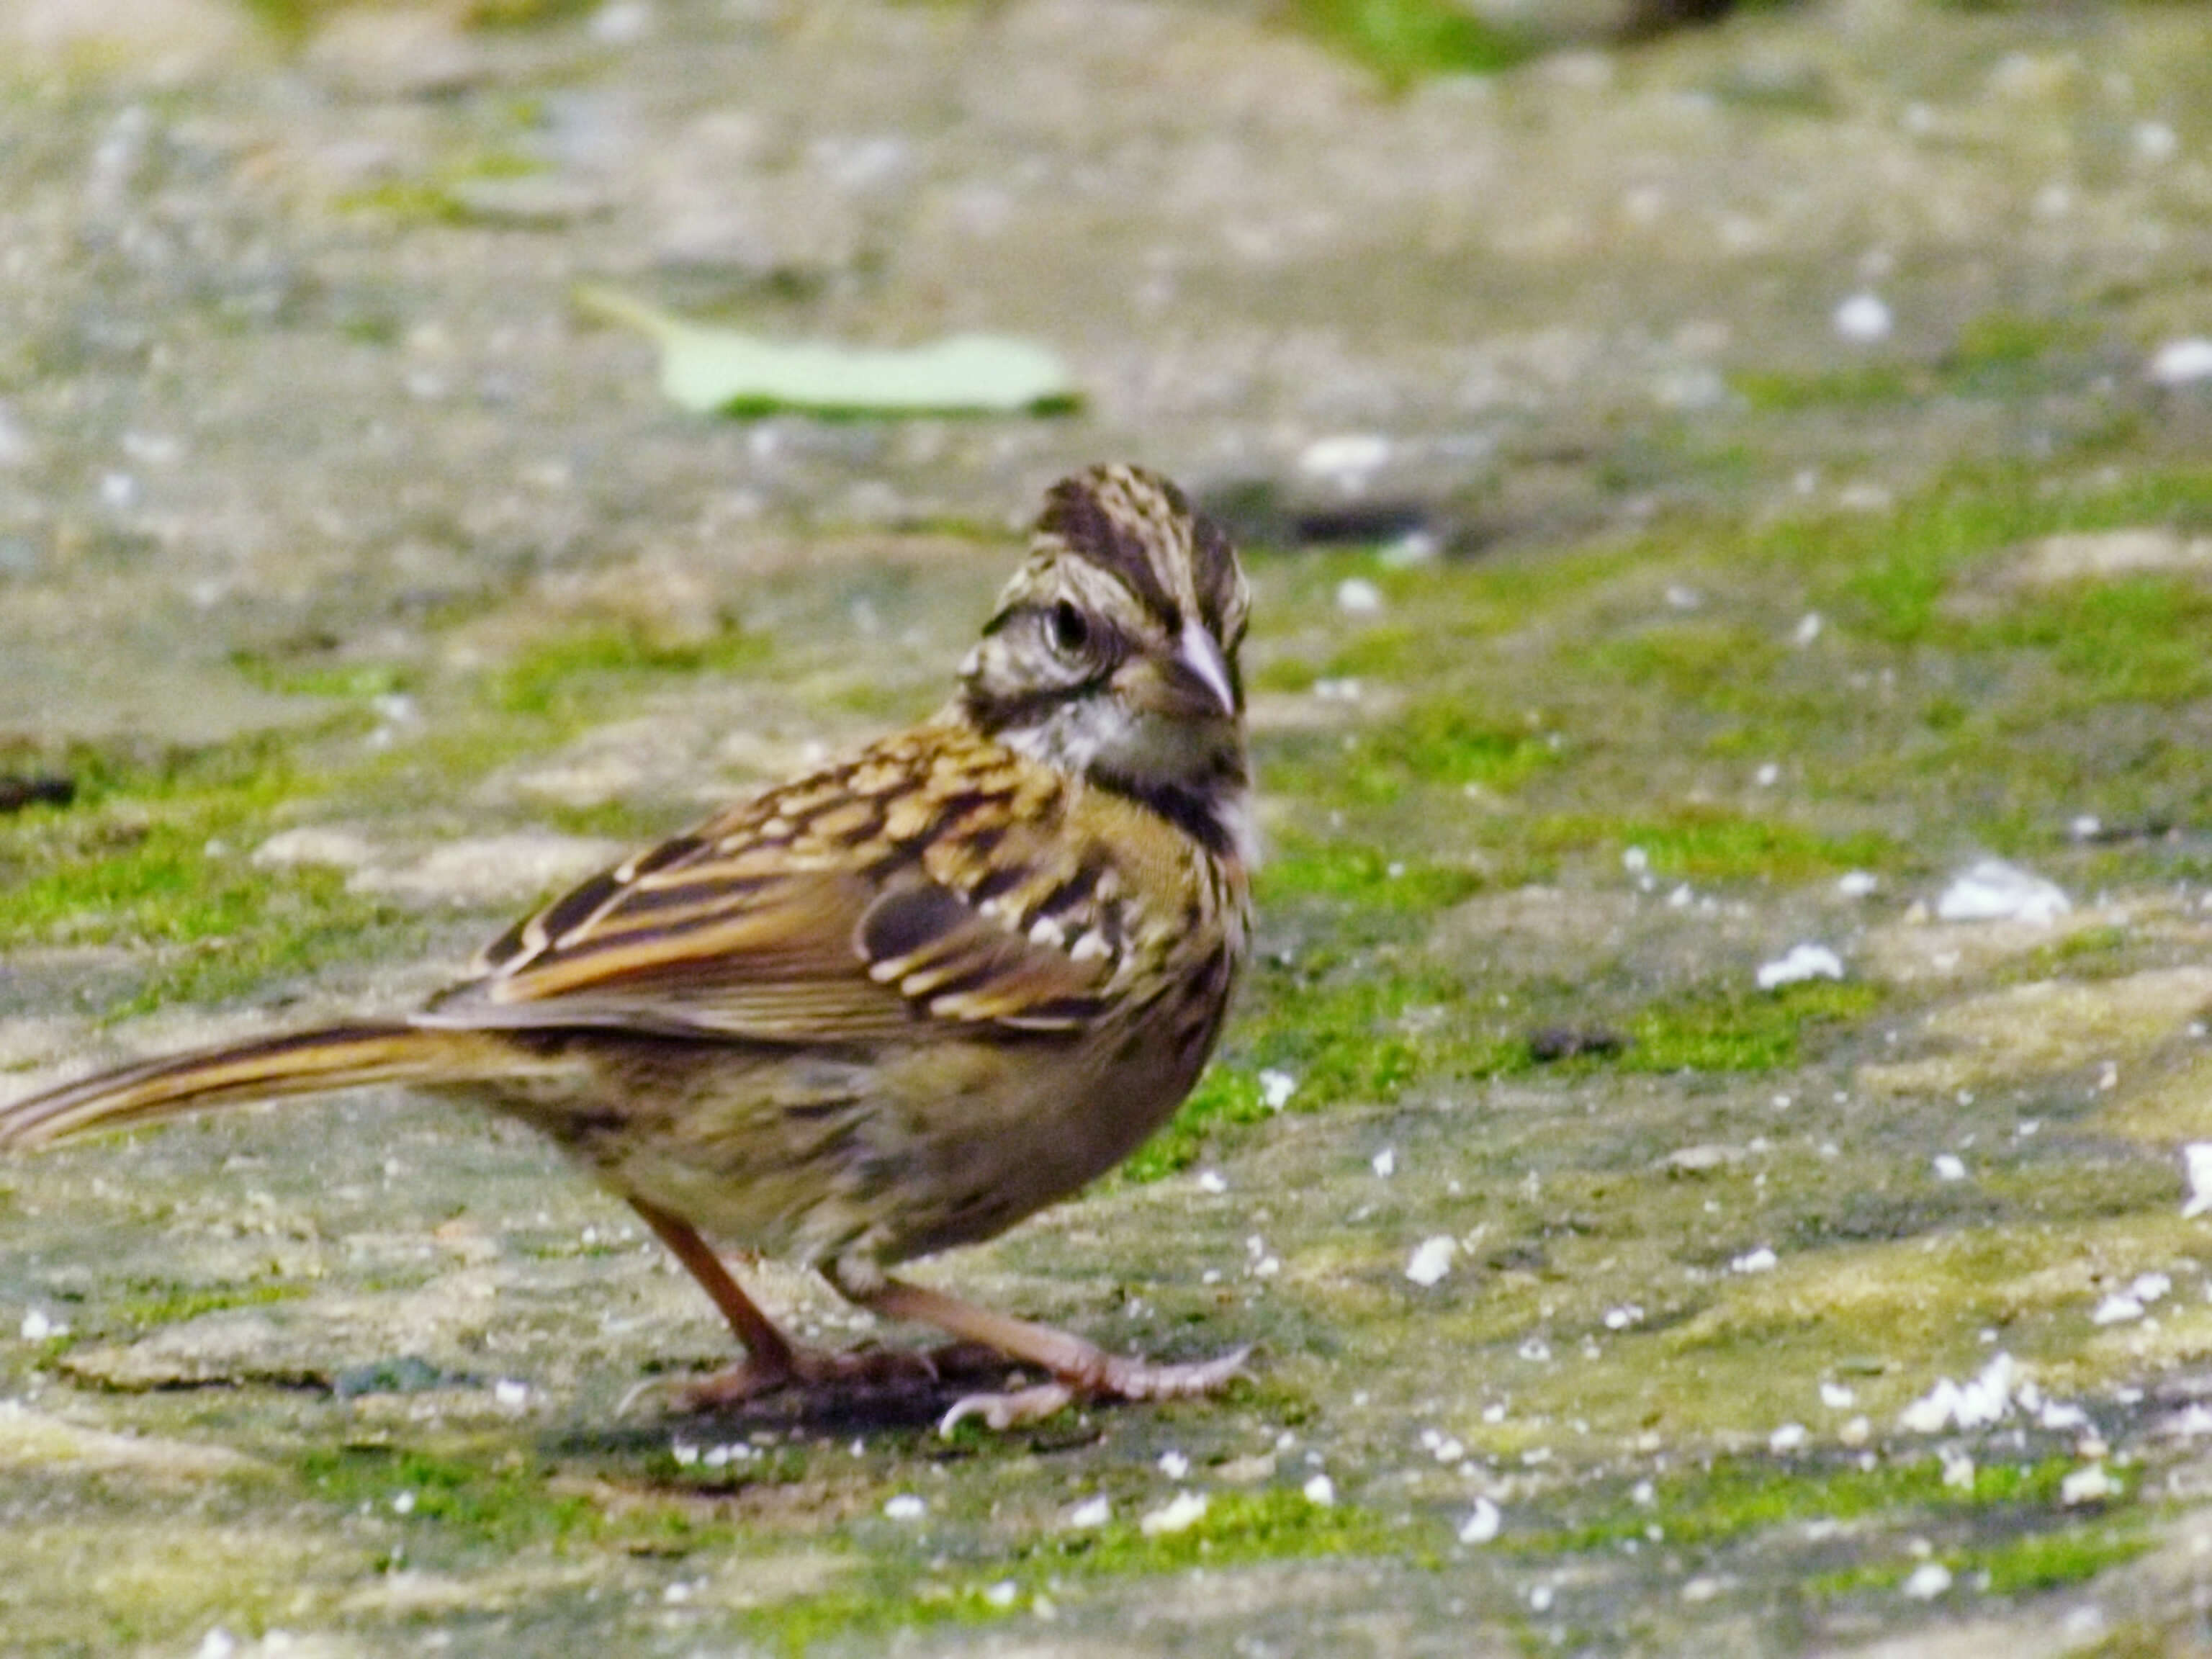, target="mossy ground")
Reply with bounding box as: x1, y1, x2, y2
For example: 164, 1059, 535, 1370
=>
9, 446, 2212, 1650
8, 0, 2212, 1653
